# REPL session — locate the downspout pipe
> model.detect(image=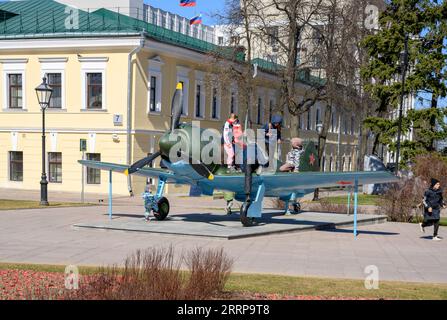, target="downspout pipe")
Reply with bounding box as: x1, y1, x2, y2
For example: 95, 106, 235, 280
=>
127, 33, 146, 196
